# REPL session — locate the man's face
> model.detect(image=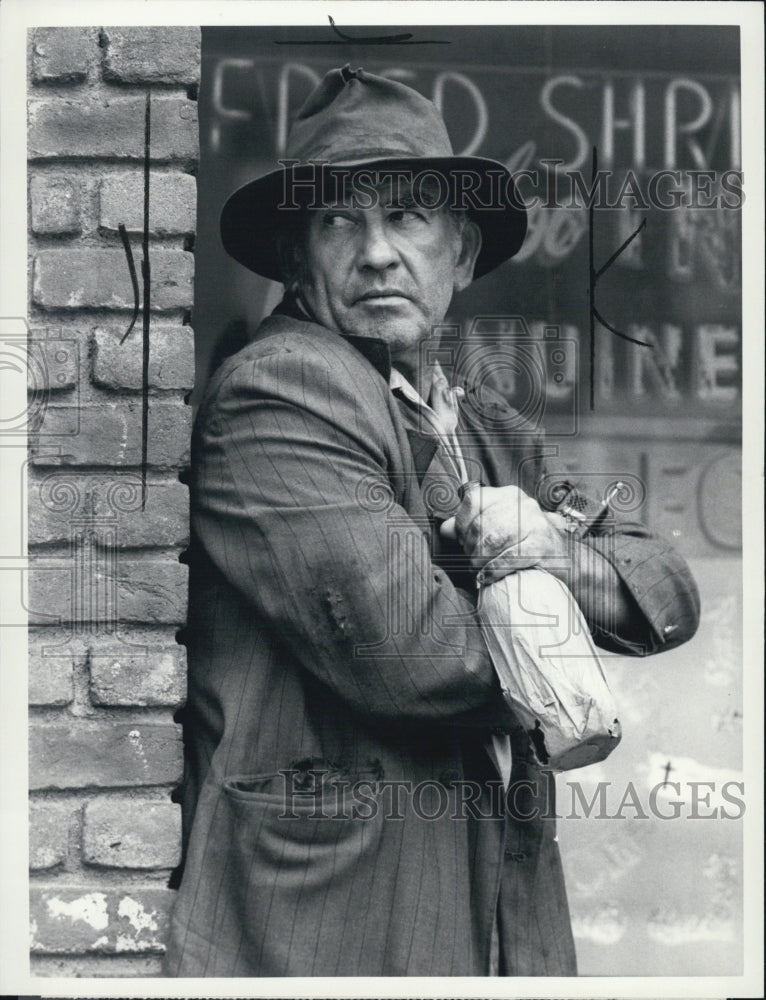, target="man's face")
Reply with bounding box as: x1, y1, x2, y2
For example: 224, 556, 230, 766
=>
296, 180, 480, 363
